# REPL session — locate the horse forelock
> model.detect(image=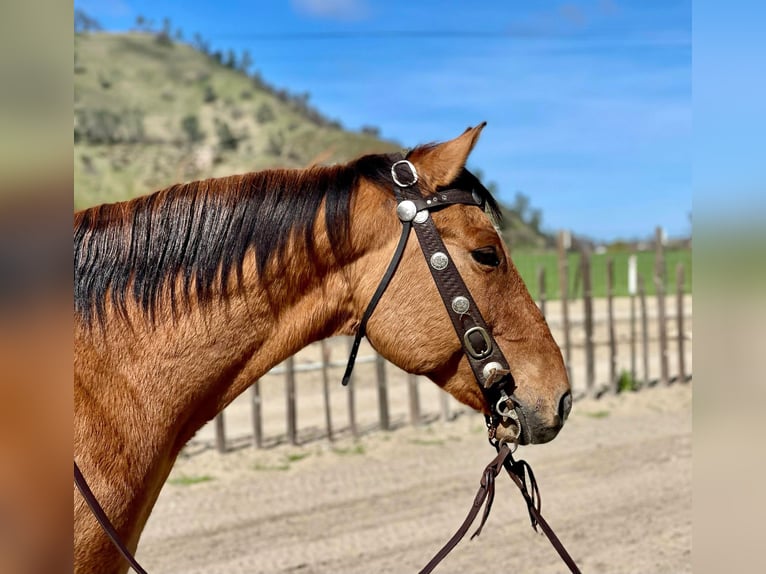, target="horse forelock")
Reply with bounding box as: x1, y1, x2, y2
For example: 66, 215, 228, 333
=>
74, 155, 398, 327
